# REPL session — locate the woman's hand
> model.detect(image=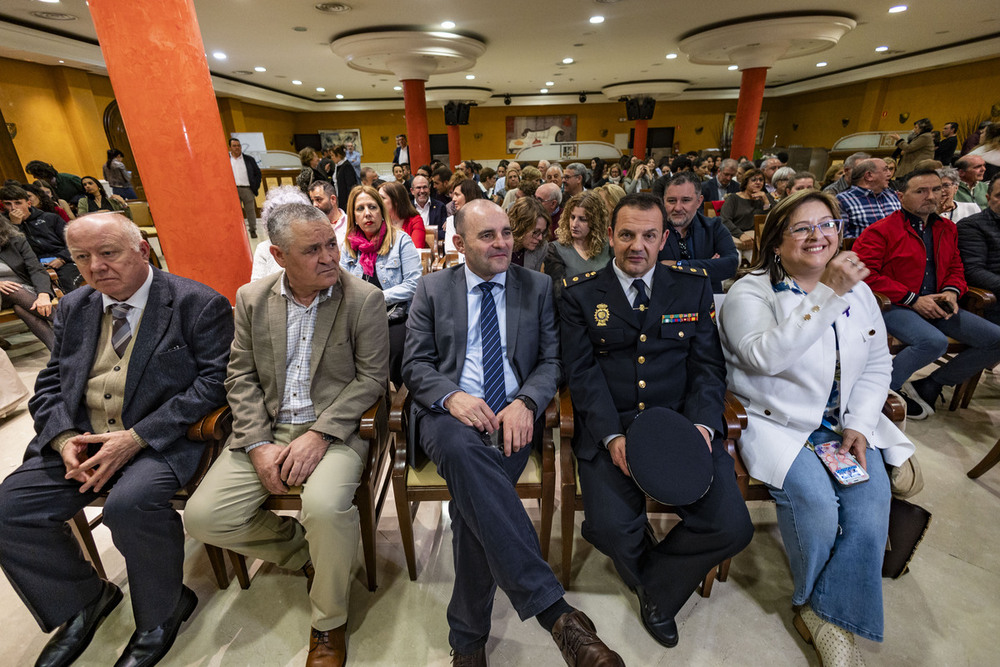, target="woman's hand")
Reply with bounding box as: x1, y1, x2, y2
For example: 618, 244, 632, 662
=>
819, 251, 869, 296
0, 280, 21, 295
838, 428, 868, 471
111, 194, 127, 206
30, 292, 52, 317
